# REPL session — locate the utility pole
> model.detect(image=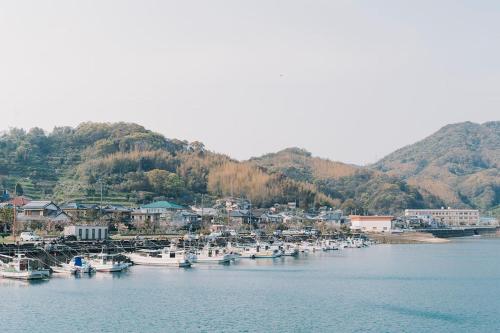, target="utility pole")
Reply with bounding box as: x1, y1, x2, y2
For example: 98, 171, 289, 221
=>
12, 205, 16, 242
249, 198, 252, 227
98, 179, 104, 217
201, 194, 204, 227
